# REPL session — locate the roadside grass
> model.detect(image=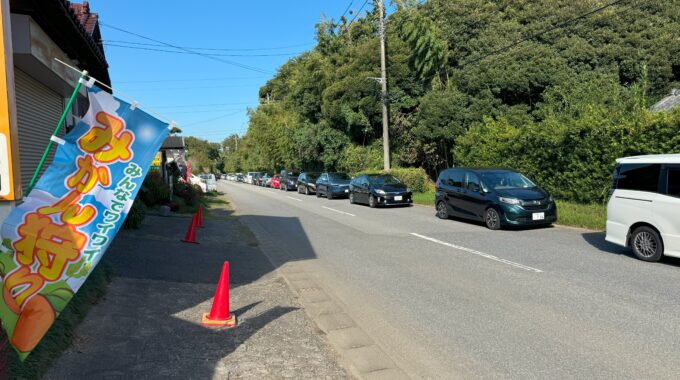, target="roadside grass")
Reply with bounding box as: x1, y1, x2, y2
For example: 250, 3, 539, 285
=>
556, 201, 606, 231
177, 191, 230, 214
4, 262, 113, 379
412, 189, 435, 206
410, 189, 606, 231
